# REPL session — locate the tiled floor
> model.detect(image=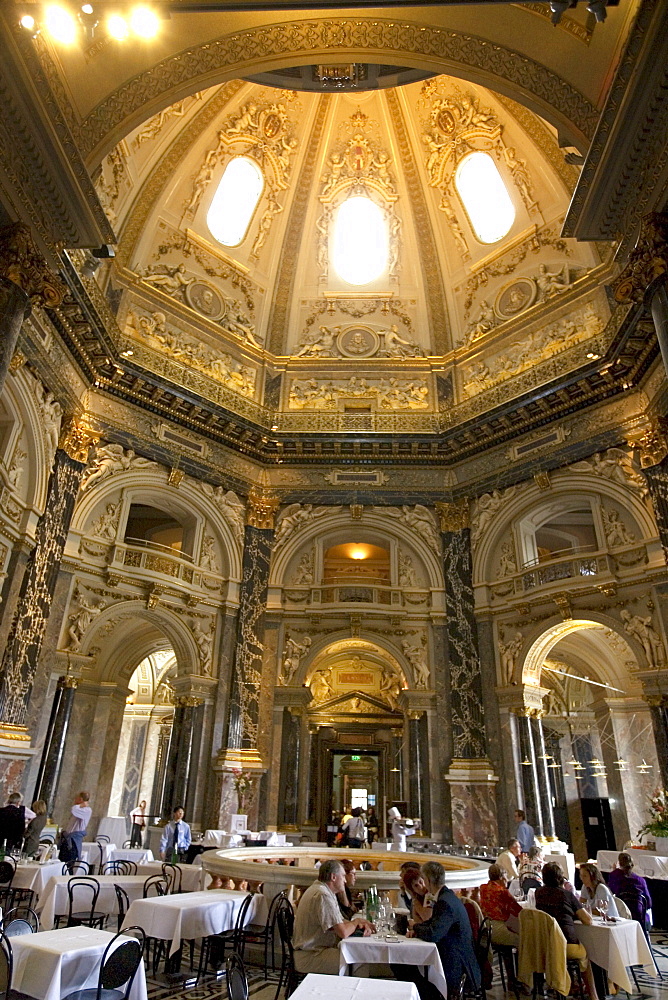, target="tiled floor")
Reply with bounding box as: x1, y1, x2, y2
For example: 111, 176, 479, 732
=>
143, 930, 668, 1000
